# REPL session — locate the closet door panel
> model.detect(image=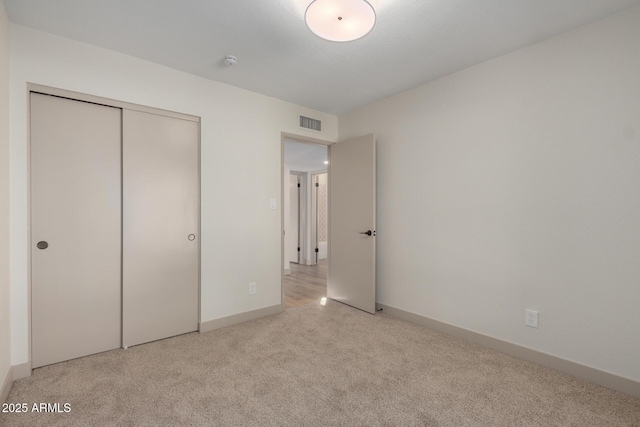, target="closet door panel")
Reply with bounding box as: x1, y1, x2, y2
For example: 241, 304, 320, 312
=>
31, 93, 122, 368
123, 110, 199, 347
